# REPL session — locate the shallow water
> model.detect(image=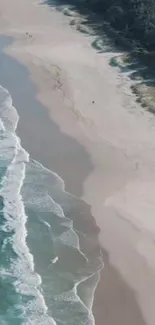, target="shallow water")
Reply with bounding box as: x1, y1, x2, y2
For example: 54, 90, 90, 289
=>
0, 83, 103, 324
